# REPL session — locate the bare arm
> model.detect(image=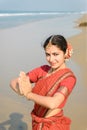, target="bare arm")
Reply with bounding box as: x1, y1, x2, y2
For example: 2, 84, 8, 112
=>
17, 71, 68, 109
26, 91, 65, 109
10, 73, 64, 109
